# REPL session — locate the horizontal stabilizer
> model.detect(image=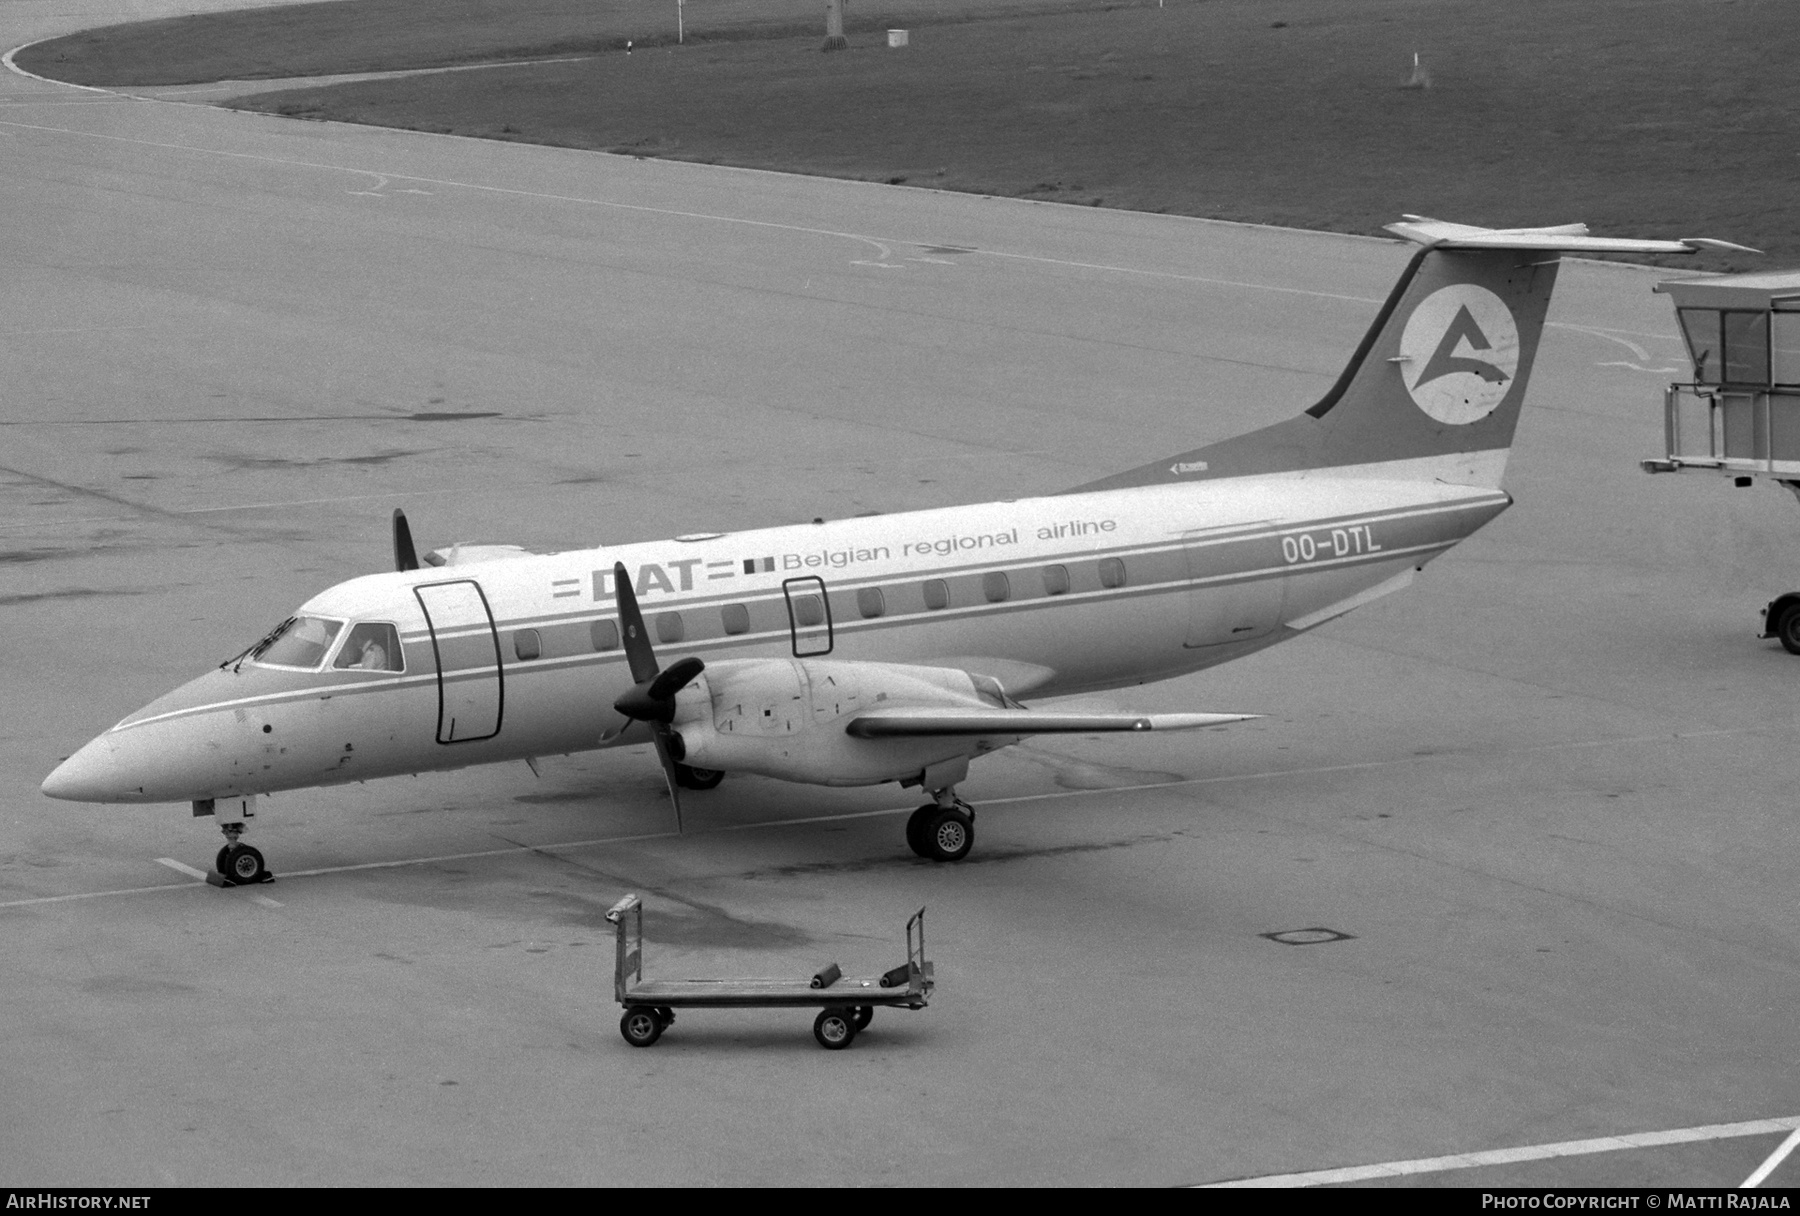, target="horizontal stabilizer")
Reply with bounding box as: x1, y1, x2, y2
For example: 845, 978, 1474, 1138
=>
1385, 216, 1759, 256
844, 708, 1257, 739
